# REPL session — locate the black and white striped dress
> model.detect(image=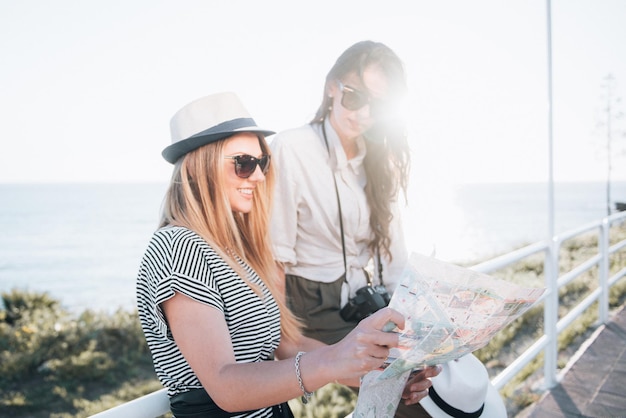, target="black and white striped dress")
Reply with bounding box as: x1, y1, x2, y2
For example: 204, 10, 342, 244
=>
136, 226, 281, 417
